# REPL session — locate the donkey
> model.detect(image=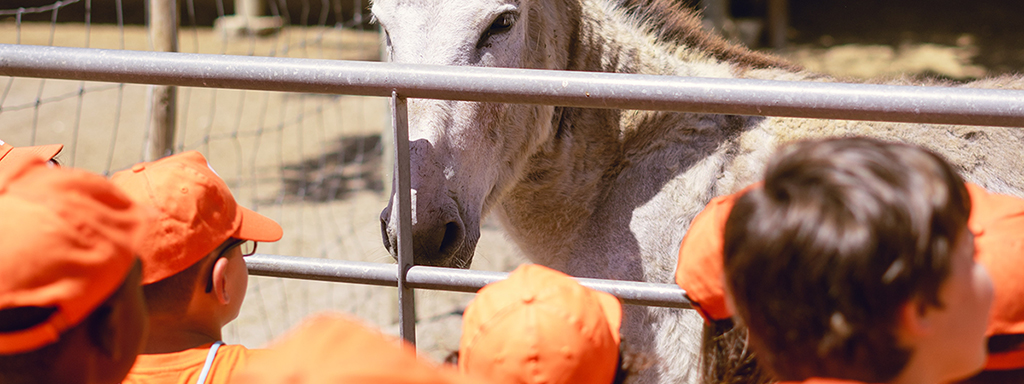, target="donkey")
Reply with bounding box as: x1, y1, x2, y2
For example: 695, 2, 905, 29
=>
373, 0, 1024, 382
